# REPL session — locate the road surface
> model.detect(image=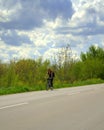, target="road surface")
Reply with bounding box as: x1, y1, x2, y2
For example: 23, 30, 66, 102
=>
0, 84, 104, 130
